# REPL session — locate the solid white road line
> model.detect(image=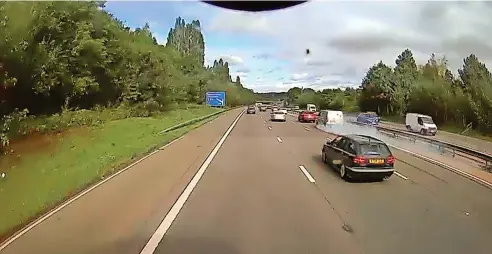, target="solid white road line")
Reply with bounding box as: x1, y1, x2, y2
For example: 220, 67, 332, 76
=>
390, 144, 492, 189
276, 137, 283, 143
298, 165, 316, 183
140, 110, 244, 254
394, 171, 409, 180
0, 124, 197, 251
